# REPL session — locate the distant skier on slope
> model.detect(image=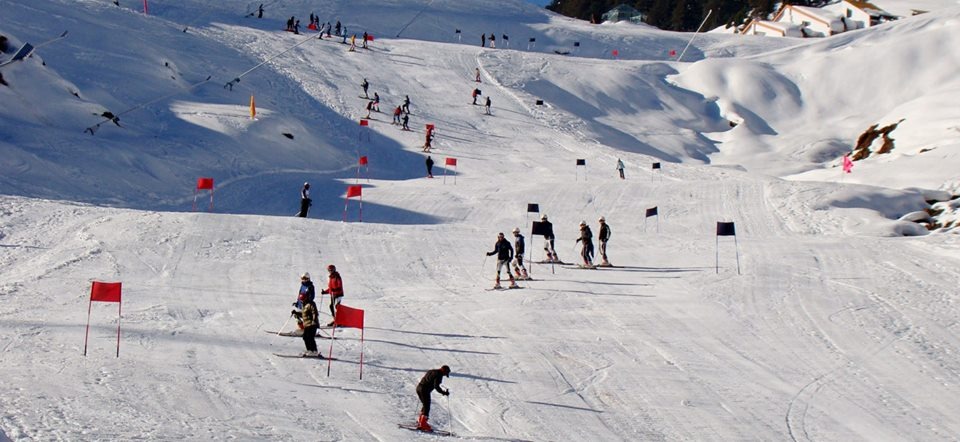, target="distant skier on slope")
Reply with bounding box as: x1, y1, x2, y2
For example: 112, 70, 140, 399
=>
484, 96, 491, 115
416, 365, 450, 432
372, 92, 380, 112
598, 217, 611, 266
616, 158, 625, 179
402, 95, 411, 114
512, 228, 529, 279
361, 78, 369, 98
472, 88, 481, 105
393, 105, 403, 124
296, 182, 311, 217
486, 232, 518, 289
402, 113, 410, 131
576, 221, 594, 267
425, 155, 434, 178
540, 214, 559, 263
320, 264, 344, 325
